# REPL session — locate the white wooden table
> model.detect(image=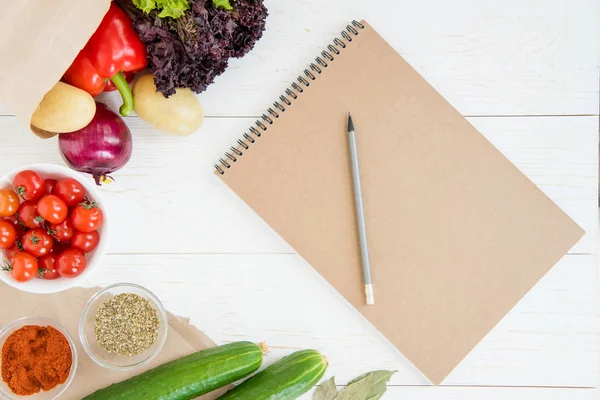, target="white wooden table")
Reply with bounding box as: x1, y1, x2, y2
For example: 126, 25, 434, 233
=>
1, 0, 599, 398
